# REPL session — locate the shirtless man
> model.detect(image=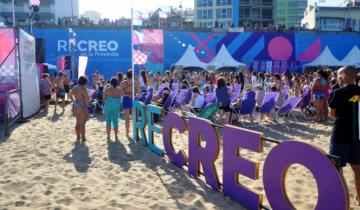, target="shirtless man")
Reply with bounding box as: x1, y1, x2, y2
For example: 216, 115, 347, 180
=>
119, 70, 140, 137
68, 76, 90, 141
53, 72, 66, 112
